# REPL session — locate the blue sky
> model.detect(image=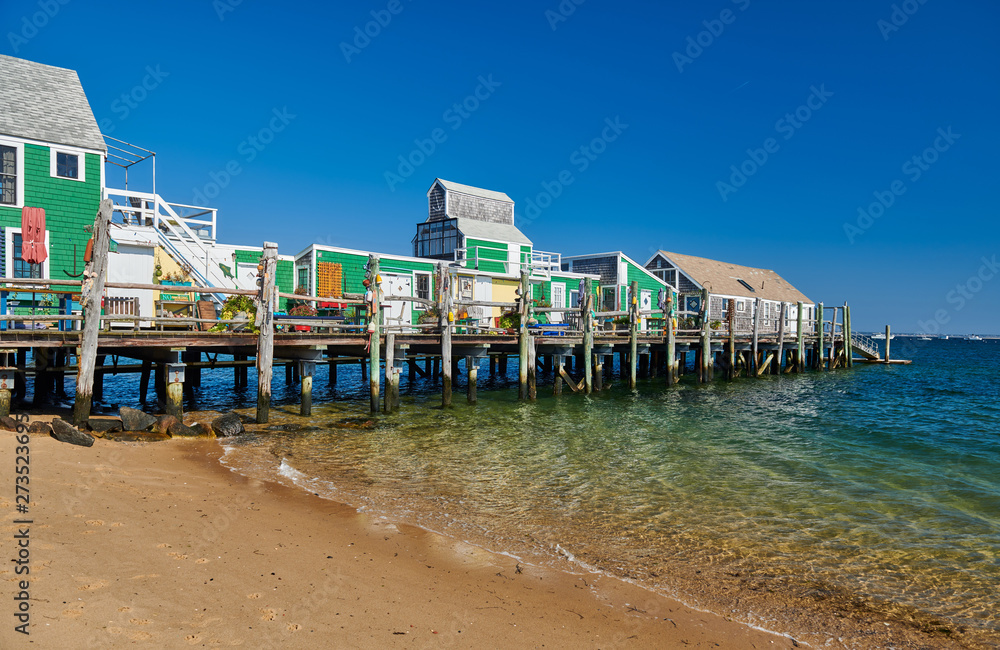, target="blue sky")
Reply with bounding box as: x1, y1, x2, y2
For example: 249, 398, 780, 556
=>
4, 0, 998, 333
